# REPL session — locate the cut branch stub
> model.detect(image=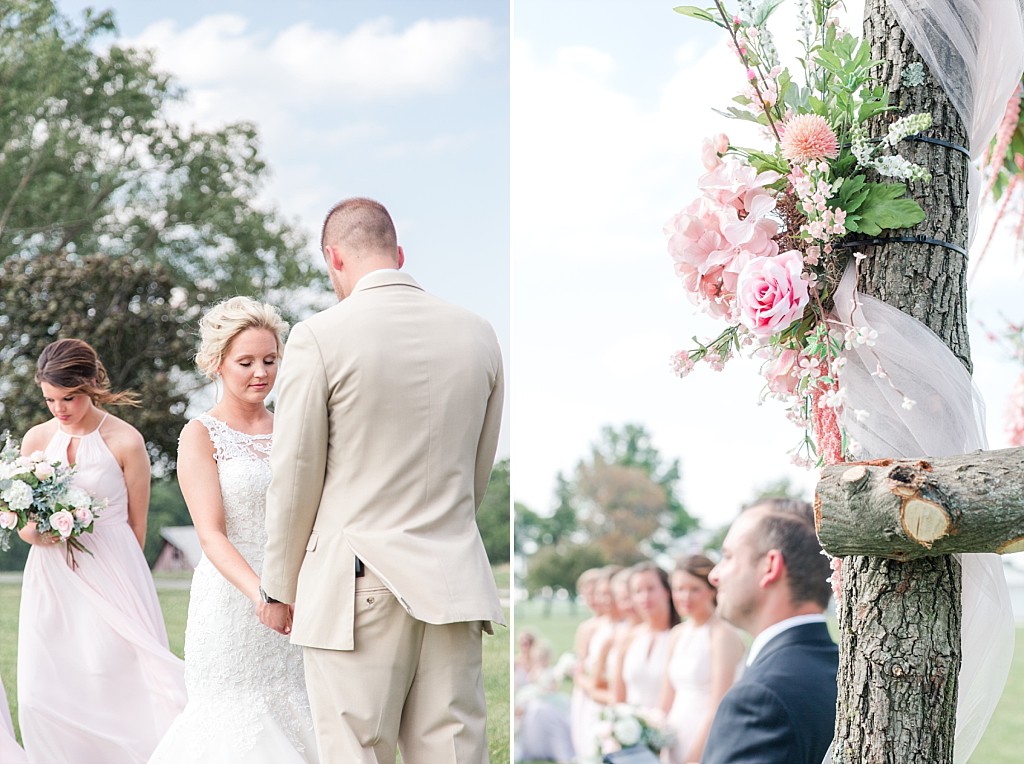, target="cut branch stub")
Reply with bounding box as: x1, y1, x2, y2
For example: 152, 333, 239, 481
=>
816, 446, 1024, 559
